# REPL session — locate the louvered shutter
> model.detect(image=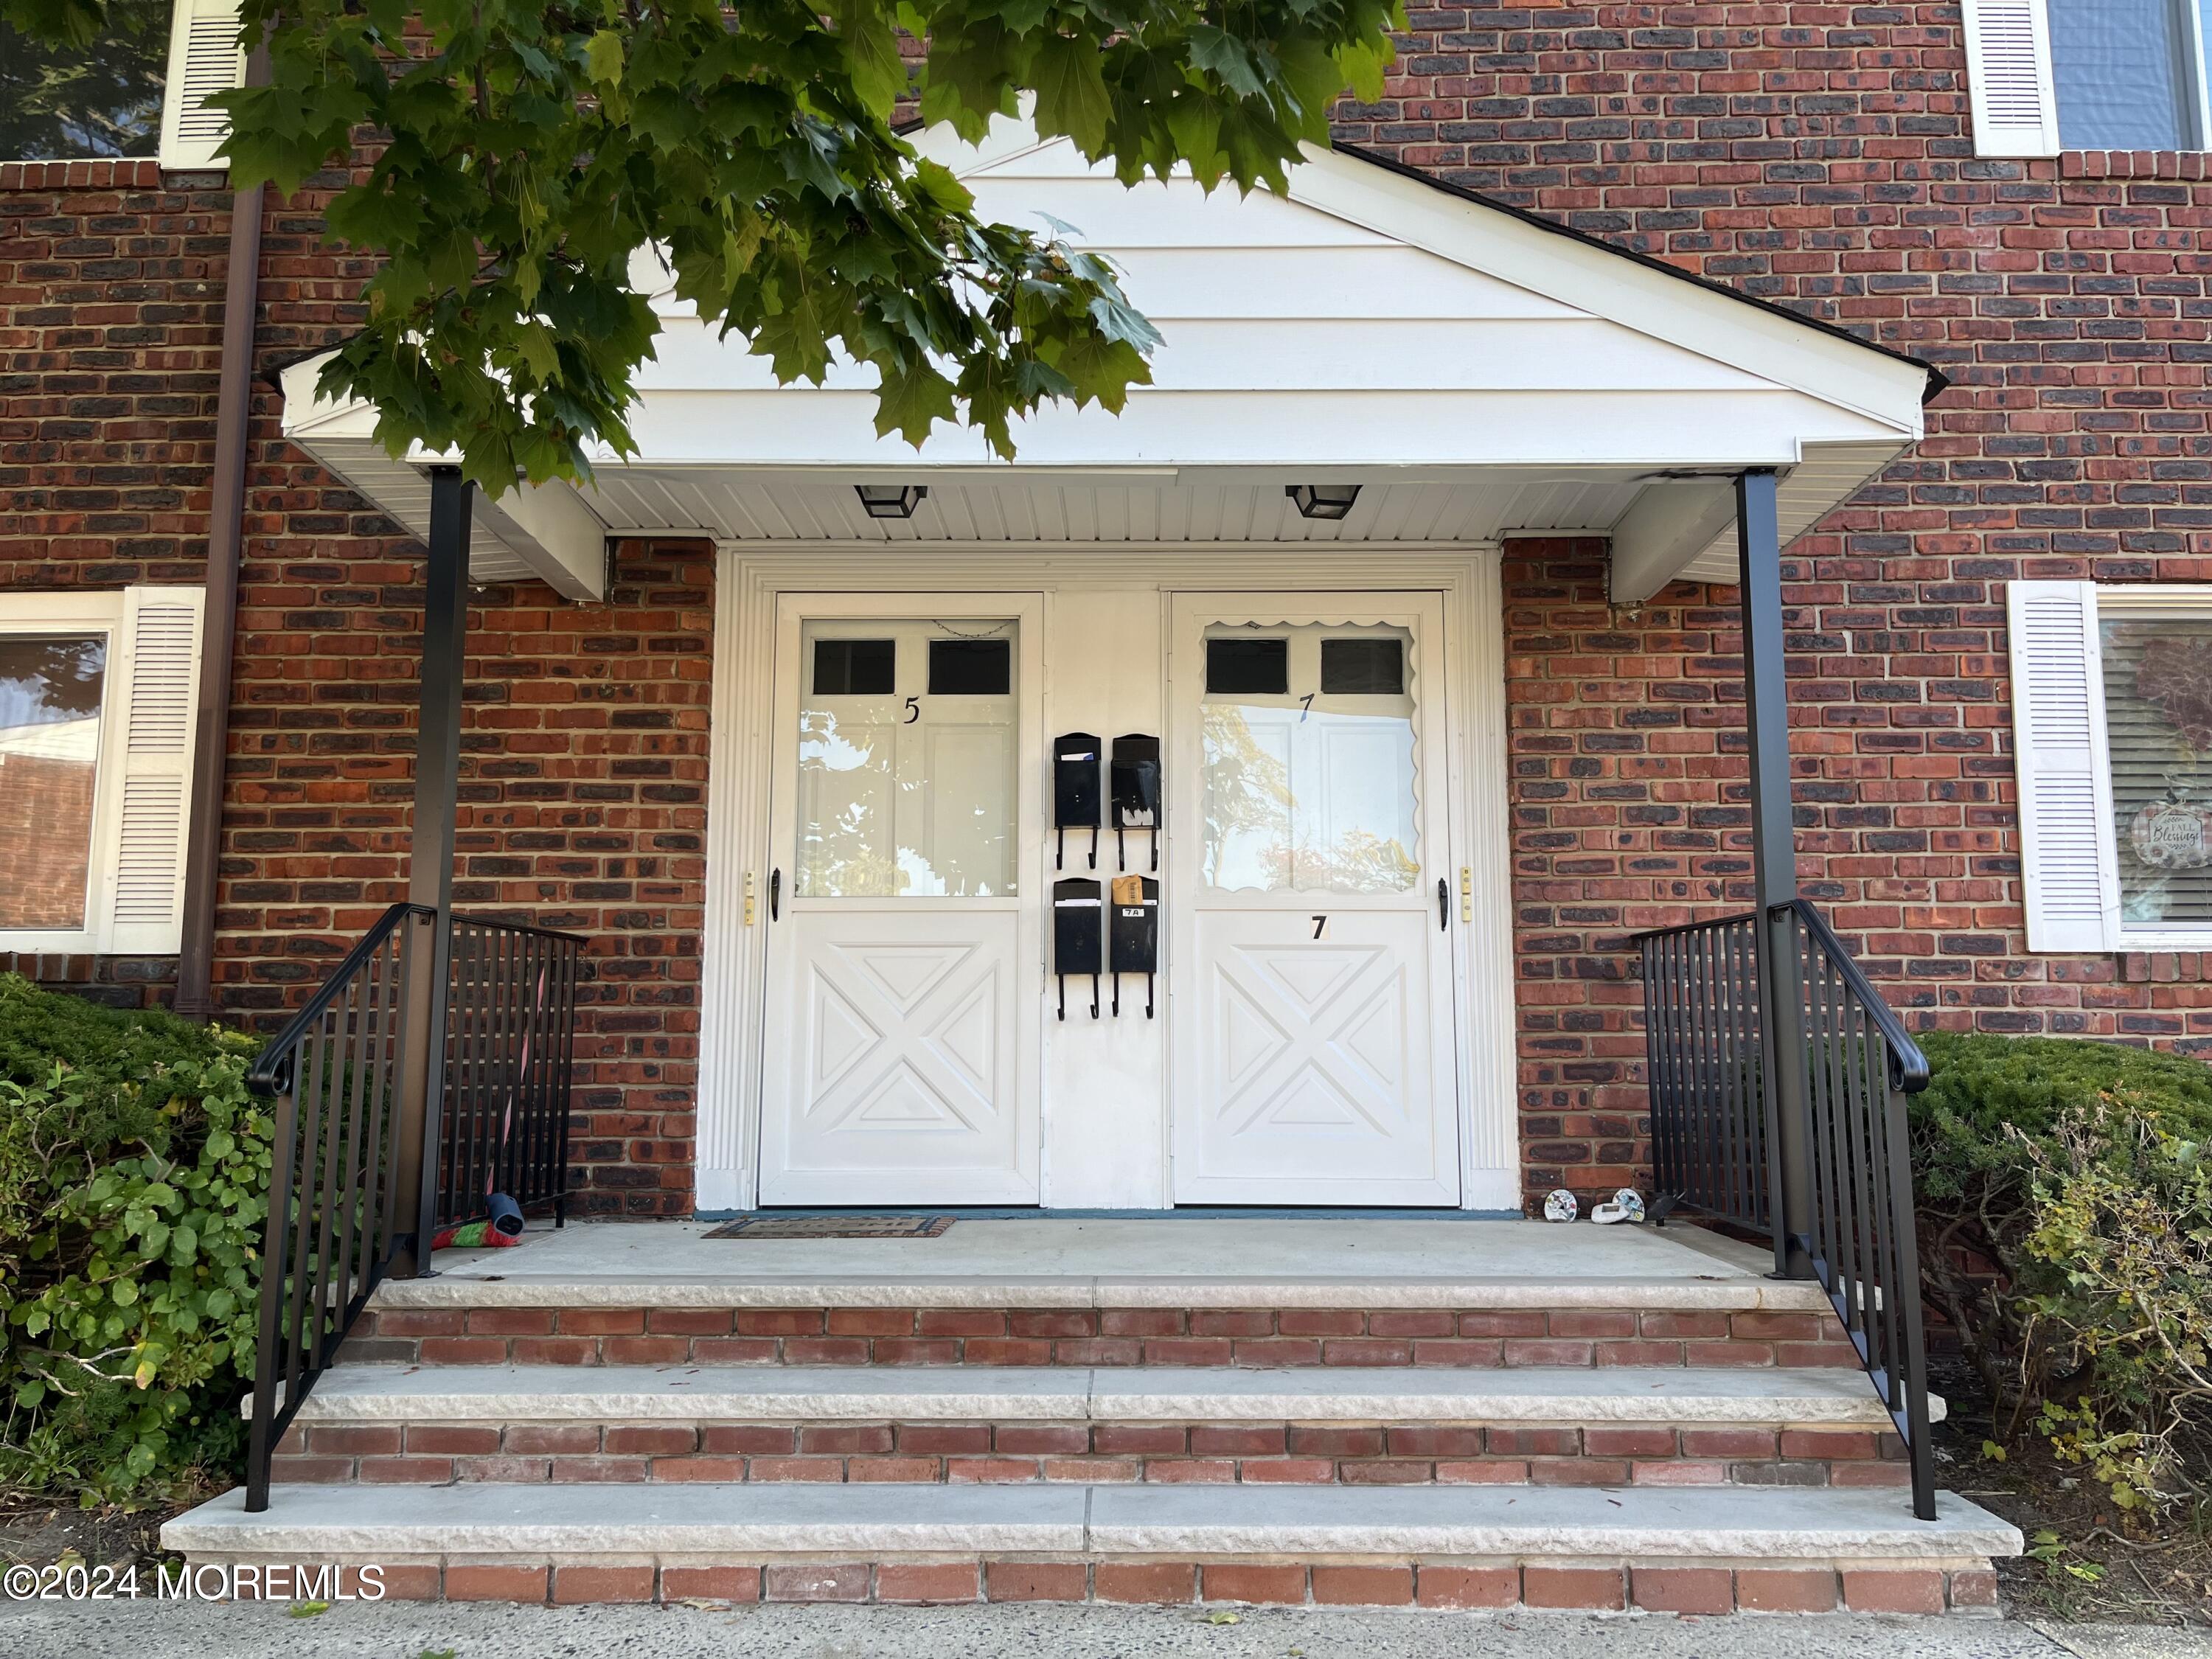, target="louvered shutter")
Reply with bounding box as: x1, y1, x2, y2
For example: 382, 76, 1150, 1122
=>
1961, 0, 2062, 158
159, 0, 245, 170
2008, 581, 2119, 952
97, 588, 205, 954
